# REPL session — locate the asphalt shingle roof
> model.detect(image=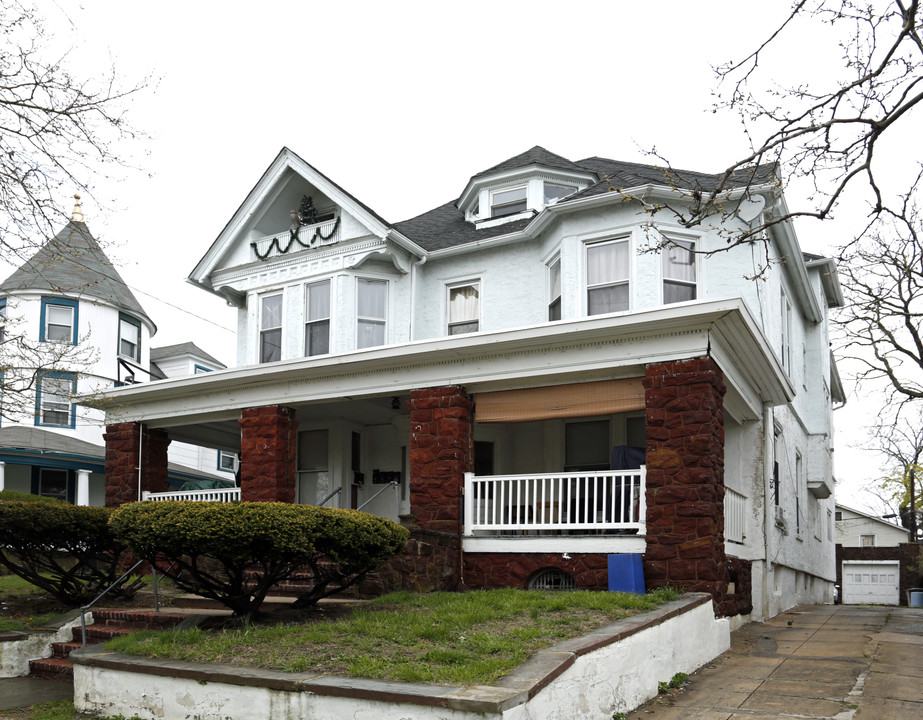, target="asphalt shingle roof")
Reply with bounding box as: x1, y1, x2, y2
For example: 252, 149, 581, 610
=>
0, 220, 153, 329
392, 148, 777, 253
